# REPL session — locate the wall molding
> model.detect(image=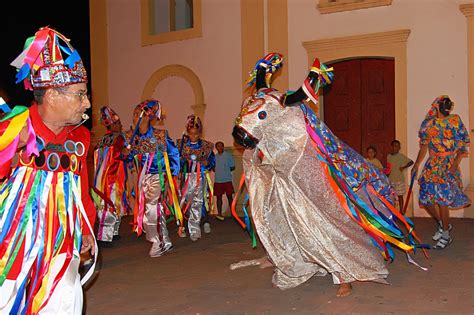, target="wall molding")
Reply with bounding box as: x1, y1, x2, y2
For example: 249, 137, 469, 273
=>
460, 3, 474, 17
317, 0, 392, 15
303, 29, 410, 52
